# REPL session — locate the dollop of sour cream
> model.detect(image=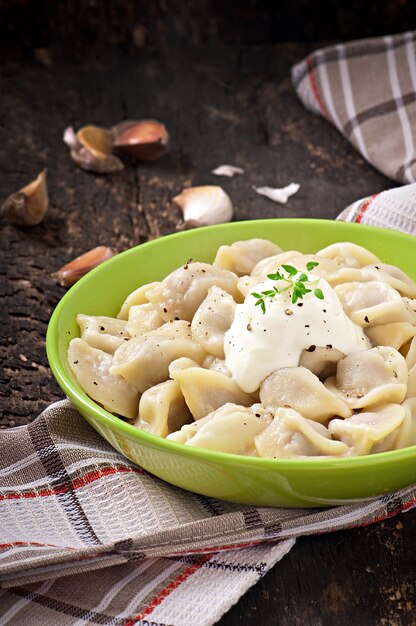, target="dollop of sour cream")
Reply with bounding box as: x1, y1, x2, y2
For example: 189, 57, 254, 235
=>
224, 272, 370, 393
